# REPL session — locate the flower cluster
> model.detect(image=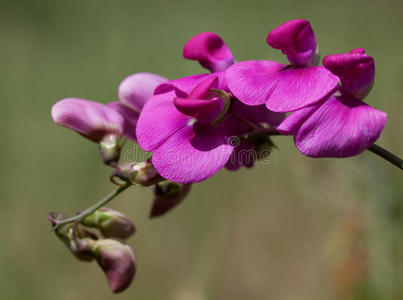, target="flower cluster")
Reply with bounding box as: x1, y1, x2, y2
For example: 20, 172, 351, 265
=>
49, 19, 392, 293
